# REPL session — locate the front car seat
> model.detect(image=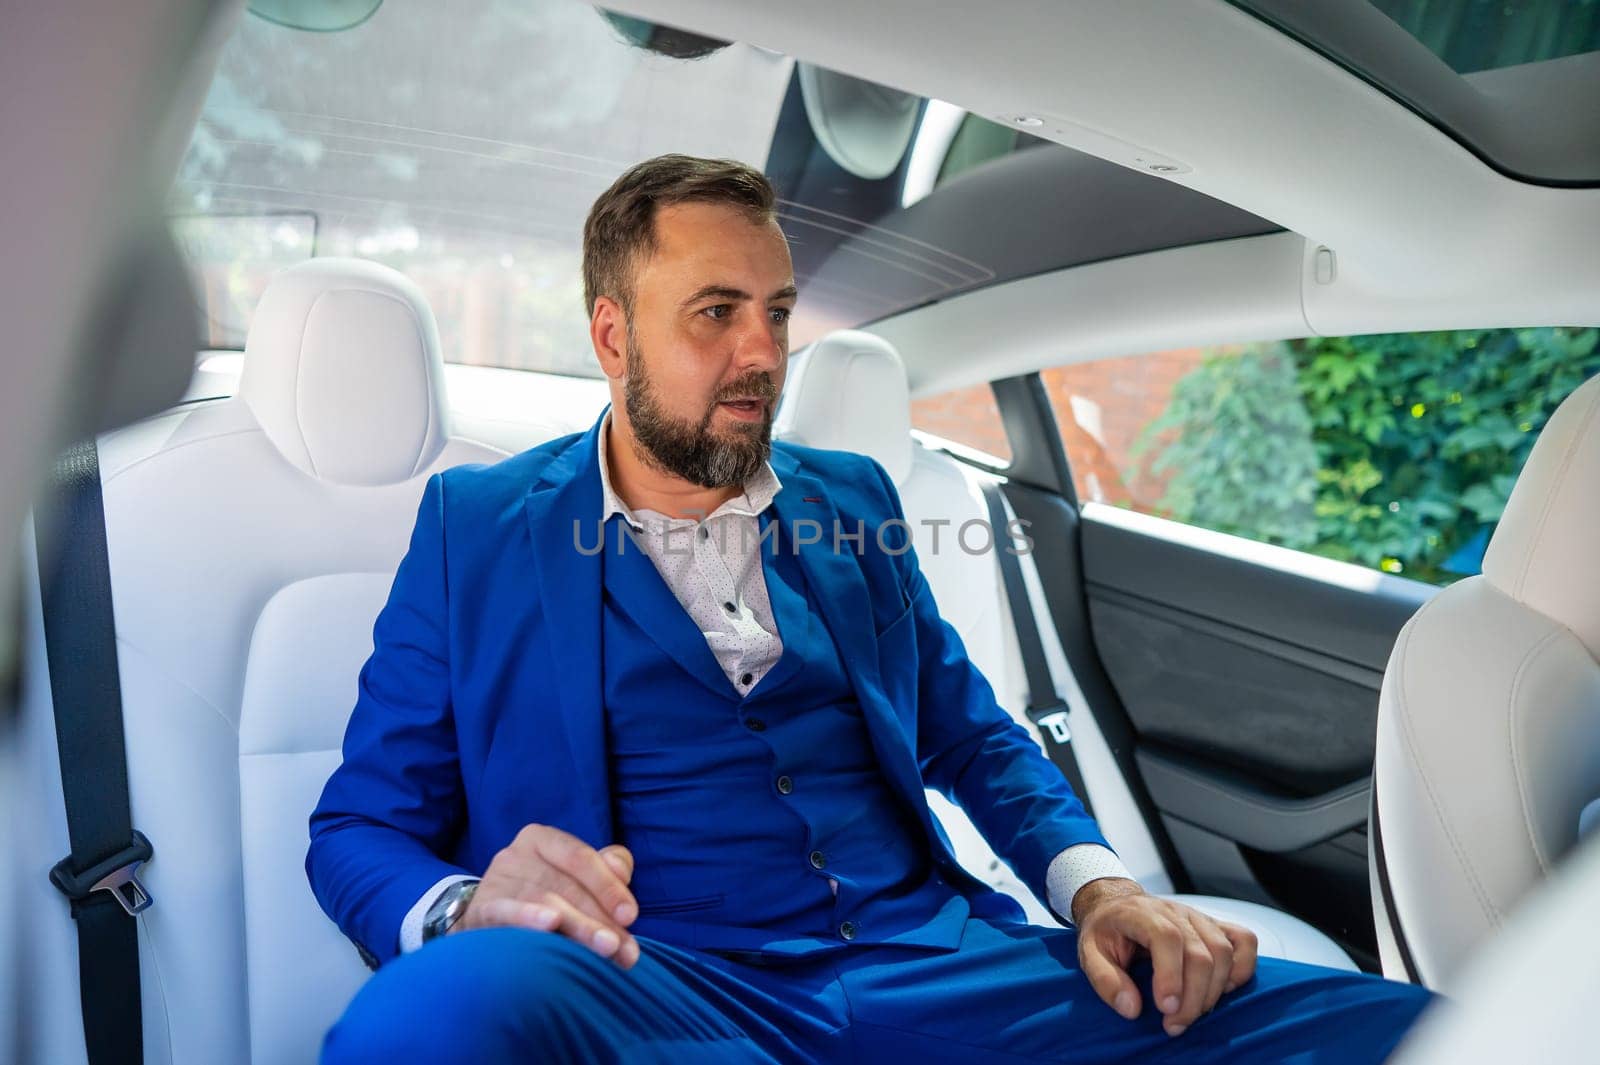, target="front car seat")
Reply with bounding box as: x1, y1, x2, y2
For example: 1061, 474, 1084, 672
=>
1371, 373, 1600, 991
